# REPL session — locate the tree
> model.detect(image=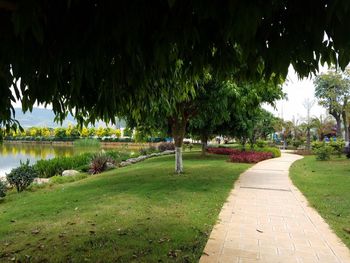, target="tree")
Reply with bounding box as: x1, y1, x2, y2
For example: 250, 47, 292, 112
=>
187, 80, 235, 155
250, 109, 280, 141
200, 80, 284, 150
80, 127, 89, 137
2, 1, 350, 129
114, 129, 121, 138
314, 70, 350, 139
311, 115, 335, 141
